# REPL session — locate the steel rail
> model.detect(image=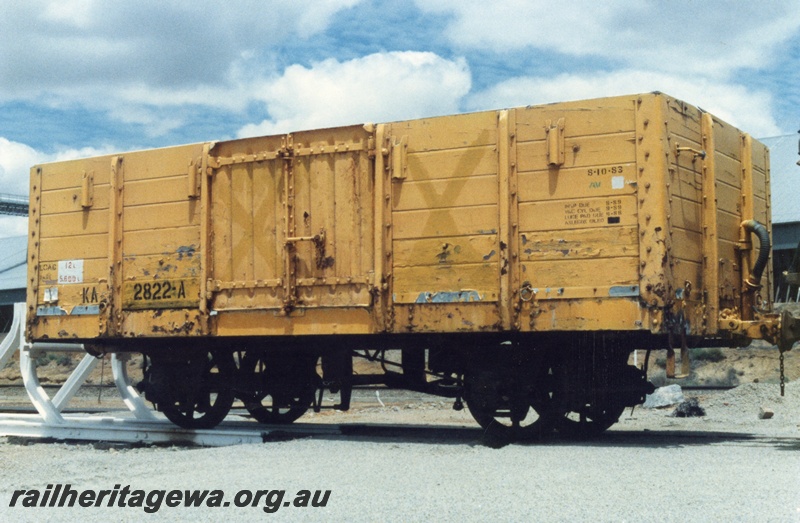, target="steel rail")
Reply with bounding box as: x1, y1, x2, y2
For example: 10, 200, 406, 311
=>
0, 414, 345, 446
